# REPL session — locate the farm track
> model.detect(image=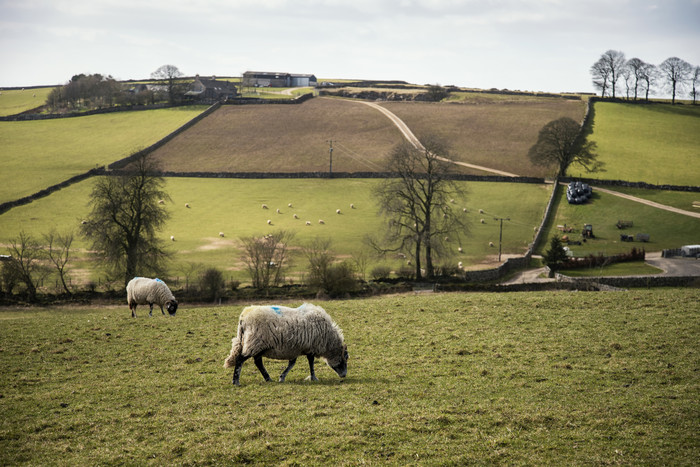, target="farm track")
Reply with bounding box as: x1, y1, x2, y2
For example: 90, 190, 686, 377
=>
328, 97, 520, 177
